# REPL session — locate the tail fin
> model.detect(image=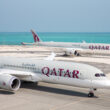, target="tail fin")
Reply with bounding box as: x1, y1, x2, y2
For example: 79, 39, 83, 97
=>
31, 29, 40, 42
